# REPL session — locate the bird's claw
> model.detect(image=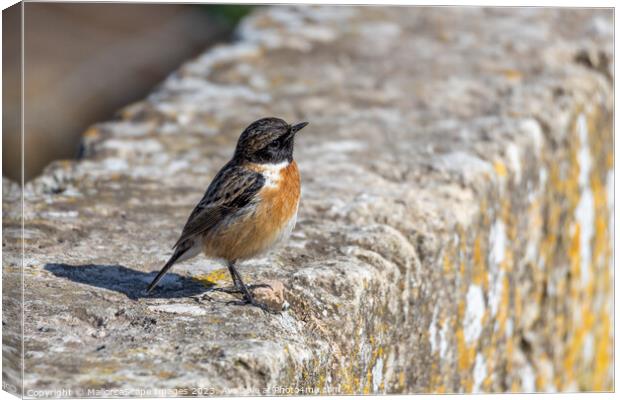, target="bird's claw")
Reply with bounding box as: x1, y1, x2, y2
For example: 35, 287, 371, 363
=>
213, 283, 272, 294
193, 293, 213, 303
212, 286, 242, 294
